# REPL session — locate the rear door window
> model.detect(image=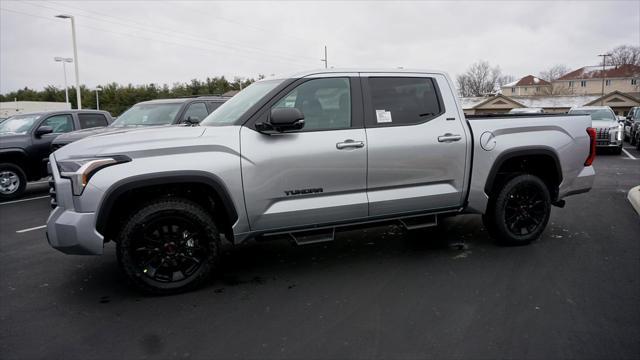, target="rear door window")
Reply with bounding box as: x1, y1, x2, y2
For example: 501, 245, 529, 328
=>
365, 77, 443, 127
206, 101, 224, 113
78, 113, 109, 129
